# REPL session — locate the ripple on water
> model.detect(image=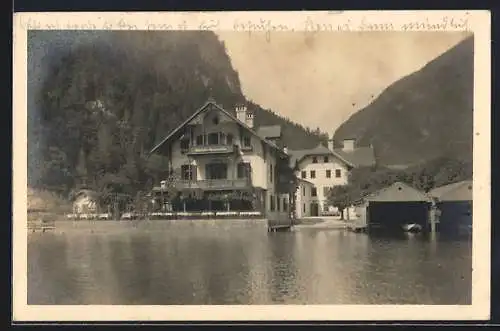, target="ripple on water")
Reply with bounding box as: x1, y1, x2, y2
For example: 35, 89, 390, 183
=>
27, 222, 472, 305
